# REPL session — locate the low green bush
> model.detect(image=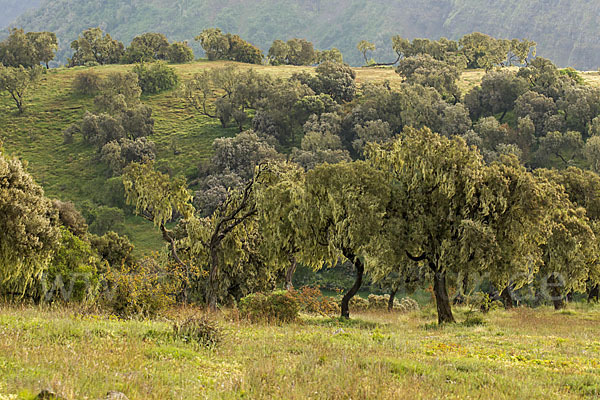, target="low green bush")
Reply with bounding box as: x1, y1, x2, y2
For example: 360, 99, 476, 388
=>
133, 61, 179, 94
100, 258, 175, 318
238, 291, 299, 323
